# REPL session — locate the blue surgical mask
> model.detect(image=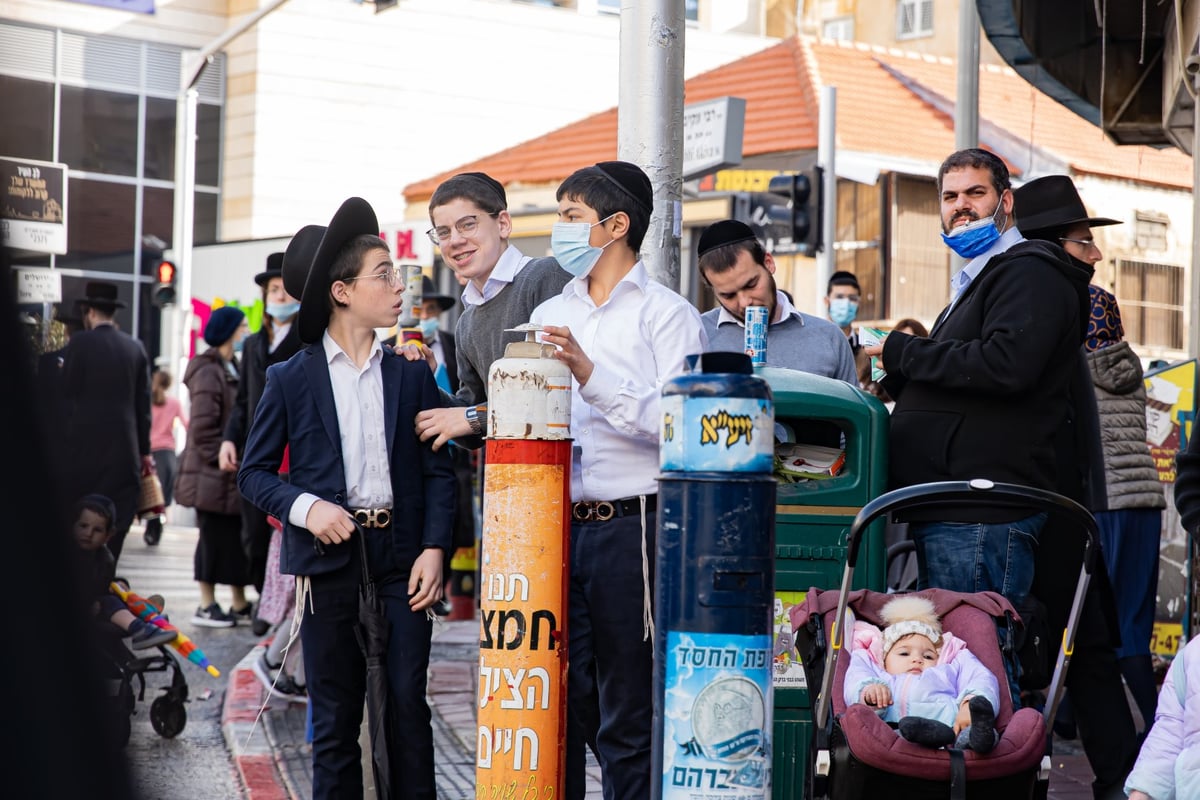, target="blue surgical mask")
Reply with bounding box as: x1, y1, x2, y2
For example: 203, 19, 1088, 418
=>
550, 215, 615, 279
232, 337, 244, 354
941, 205, 1006, 259
418, 317, 439, 339
829, 297, 858, 327
267, 300, 300, 321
